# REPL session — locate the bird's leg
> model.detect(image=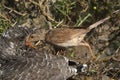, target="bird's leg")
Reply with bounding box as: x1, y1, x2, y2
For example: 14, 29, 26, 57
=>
79, 41, 96, 59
